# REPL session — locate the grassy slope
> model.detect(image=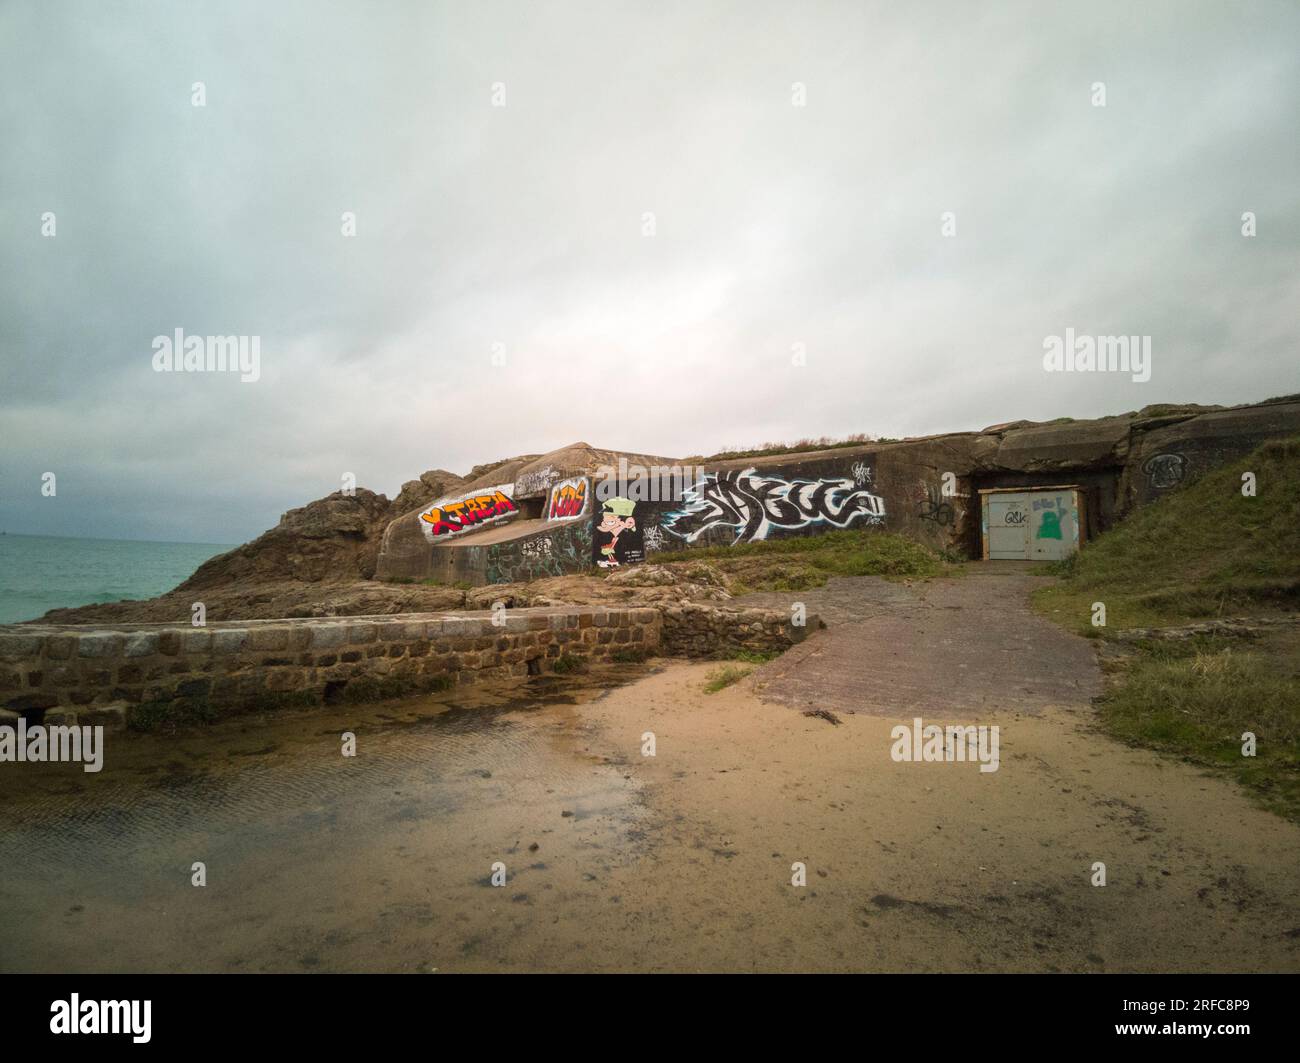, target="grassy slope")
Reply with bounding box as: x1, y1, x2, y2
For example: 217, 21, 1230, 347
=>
658, 529, 950, 592
1035, 436, 1300, 633
1035, 437, 1300, 820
